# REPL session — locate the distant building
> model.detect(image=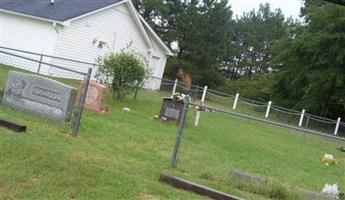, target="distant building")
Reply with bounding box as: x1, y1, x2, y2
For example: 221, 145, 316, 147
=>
0, 0, 173, 90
